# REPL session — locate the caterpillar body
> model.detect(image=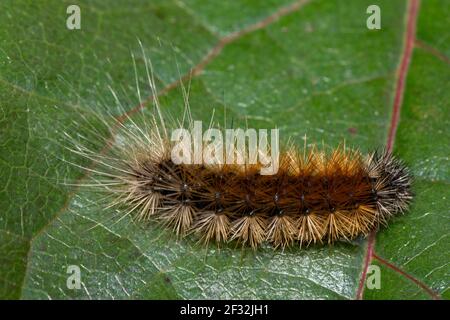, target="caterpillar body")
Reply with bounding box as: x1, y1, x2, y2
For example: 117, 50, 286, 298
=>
66, 52, 412, 250
68, 109, 413, 250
